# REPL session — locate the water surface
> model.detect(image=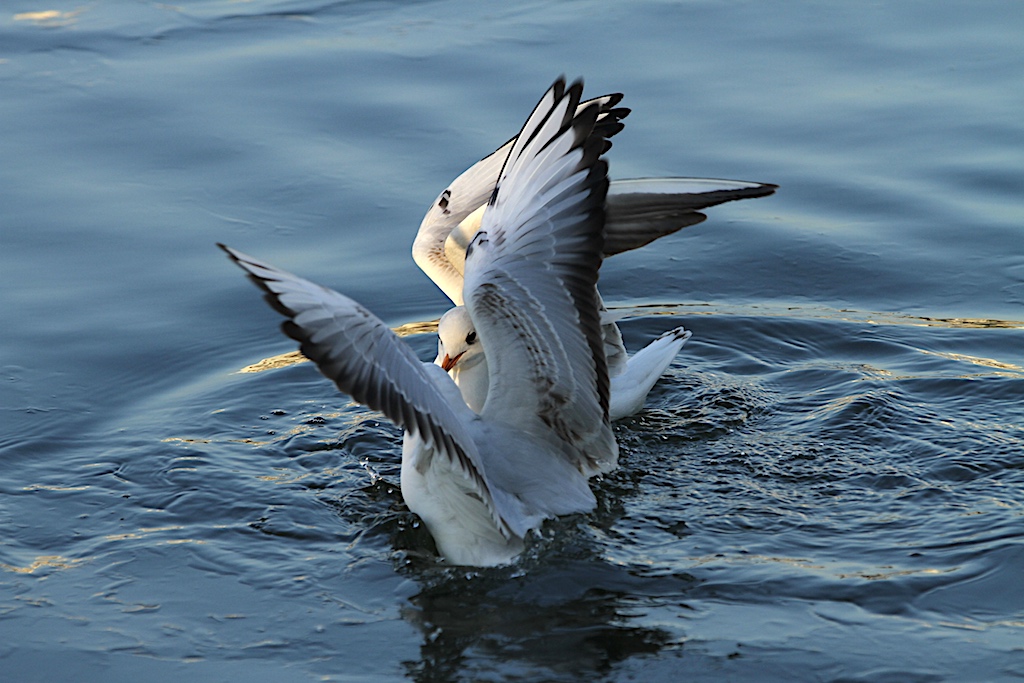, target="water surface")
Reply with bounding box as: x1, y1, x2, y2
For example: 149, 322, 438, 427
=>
2, 1, 1023, 681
